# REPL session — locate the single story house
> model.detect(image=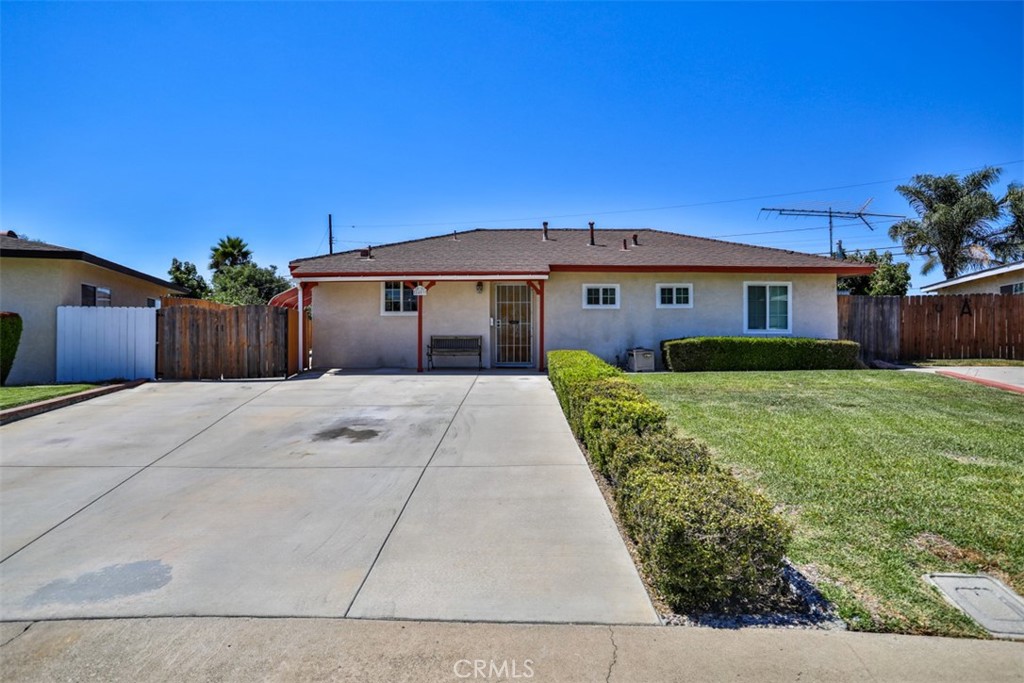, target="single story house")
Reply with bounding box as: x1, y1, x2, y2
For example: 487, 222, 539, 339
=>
0, 231, 186, 384
288, 225, 873, 372
920, 261, 1024, 295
